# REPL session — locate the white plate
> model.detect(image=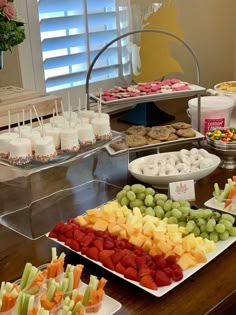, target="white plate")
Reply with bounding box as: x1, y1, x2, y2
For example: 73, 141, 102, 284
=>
204, 197, 236, 215
79, 282, 121, 315
106, 129, 205, 156
46, 233, 236, 297
128, 151, 221, 189
90, 84, 206, 106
